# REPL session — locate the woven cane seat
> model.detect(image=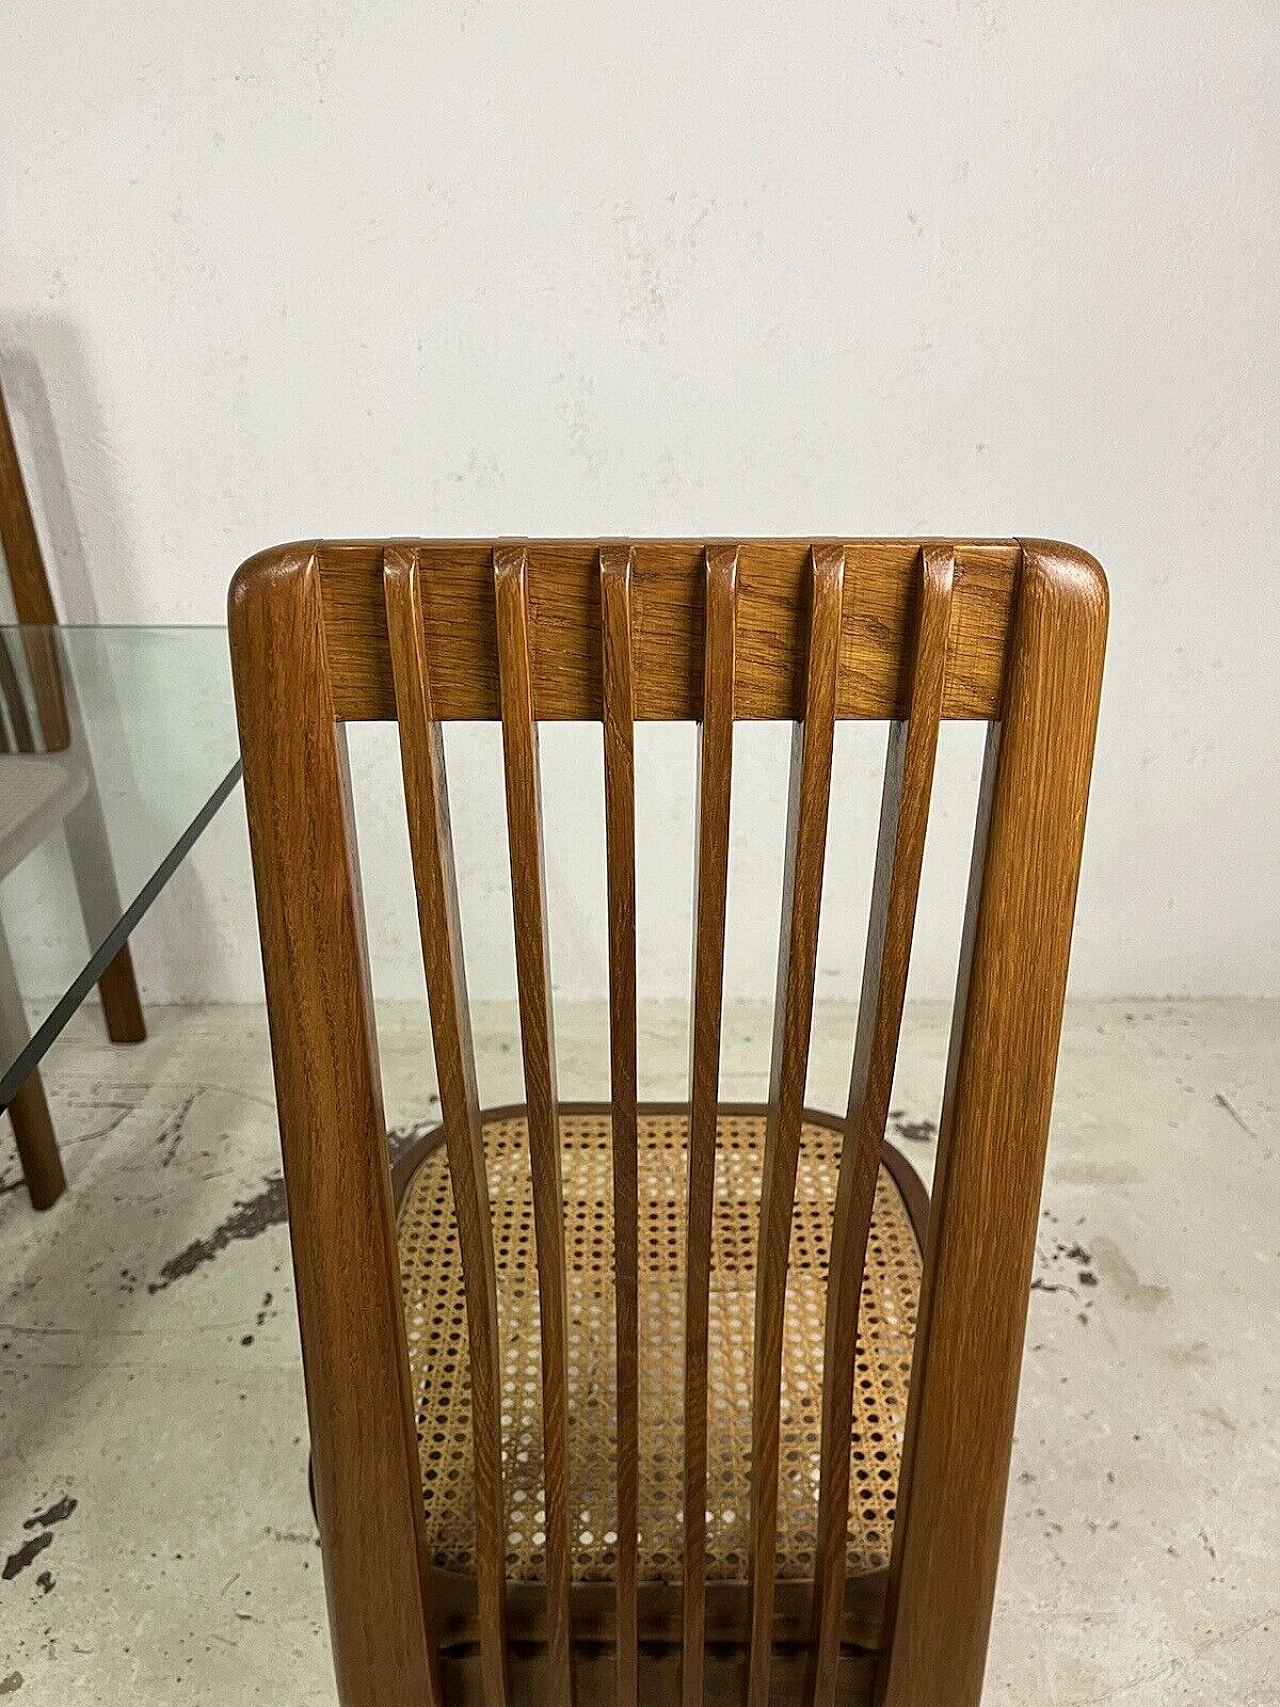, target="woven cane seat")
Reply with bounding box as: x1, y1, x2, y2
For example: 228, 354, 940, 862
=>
397, 1104, 922, 1649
